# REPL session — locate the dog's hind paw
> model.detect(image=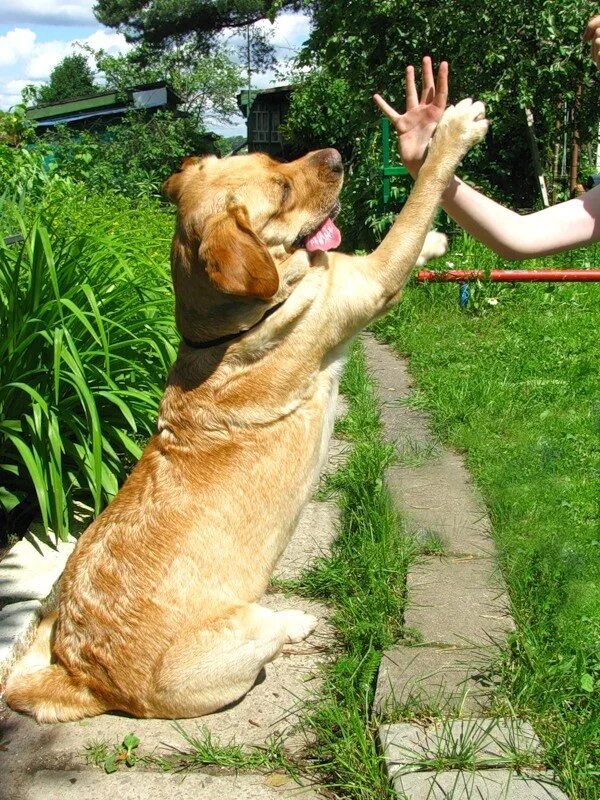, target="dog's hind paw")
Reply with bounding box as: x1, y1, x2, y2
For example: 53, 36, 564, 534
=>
278, 610, 319, 643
